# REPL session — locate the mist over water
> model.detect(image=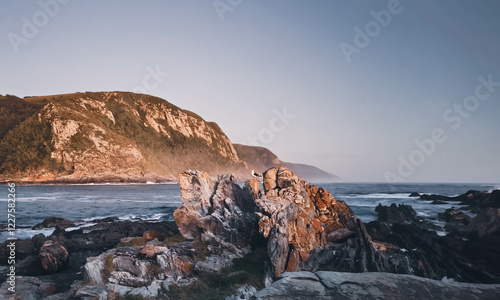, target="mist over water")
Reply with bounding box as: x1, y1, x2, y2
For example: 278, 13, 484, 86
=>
1, 182, 498, 242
